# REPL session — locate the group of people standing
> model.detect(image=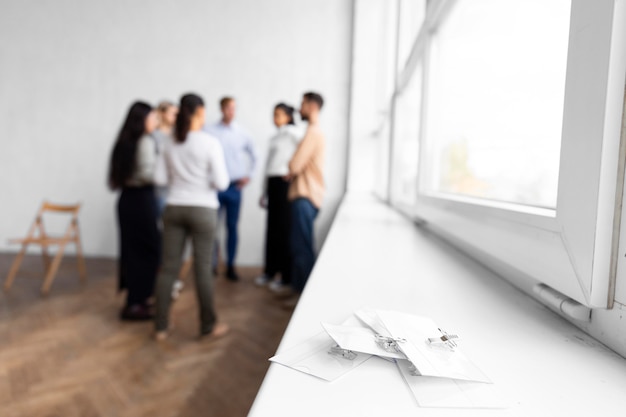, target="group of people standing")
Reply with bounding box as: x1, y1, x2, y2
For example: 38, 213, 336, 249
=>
107, 91, 325, 340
